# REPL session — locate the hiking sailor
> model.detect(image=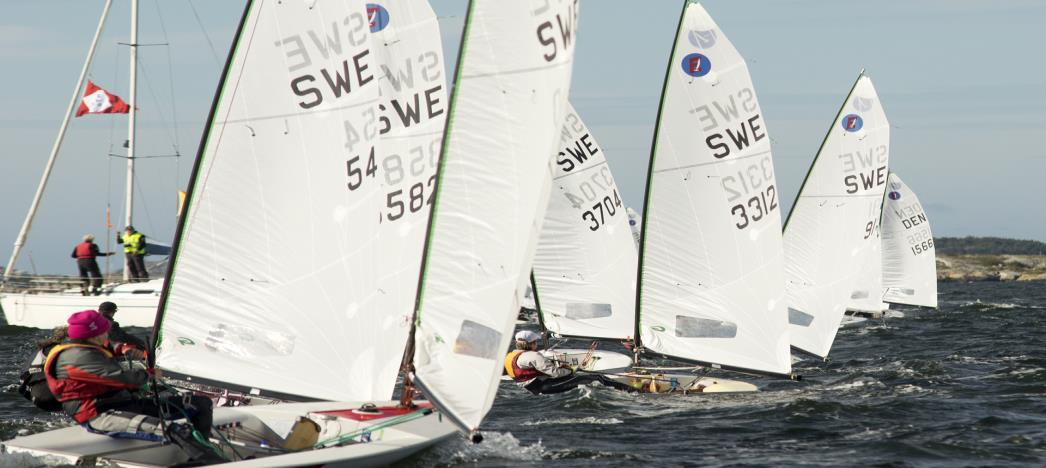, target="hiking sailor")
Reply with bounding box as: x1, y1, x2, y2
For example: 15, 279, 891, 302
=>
44, 309, 215, 459
504, 330, 635, 394
18, 320, 145, 413
17, 326, 69, 412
